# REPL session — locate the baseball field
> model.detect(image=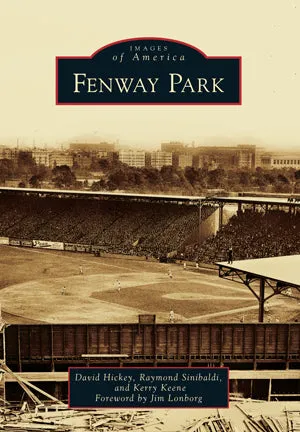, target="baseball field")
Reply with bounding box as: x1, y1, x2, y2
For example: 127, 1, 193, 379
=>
0, 245, 299, 324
